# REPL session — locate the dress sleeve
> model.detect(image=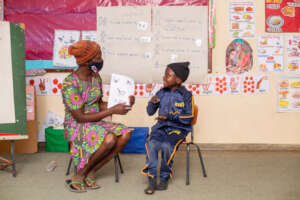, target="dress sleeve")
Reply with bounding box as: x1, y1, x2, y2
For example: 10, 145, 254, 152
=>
62, 80, 84, 110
